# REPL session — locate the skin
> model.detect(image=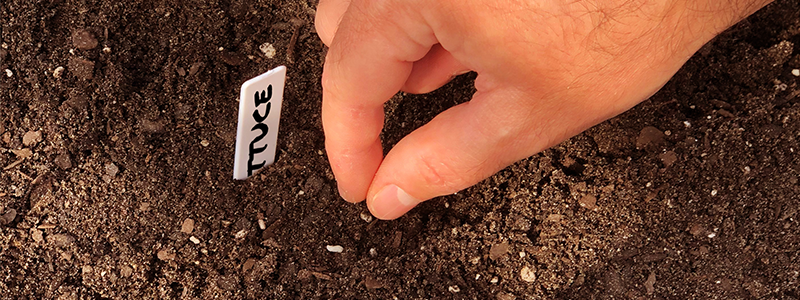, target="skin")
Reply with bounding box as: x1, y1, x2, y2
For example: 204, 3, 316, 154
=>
315, 0, 775, 220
